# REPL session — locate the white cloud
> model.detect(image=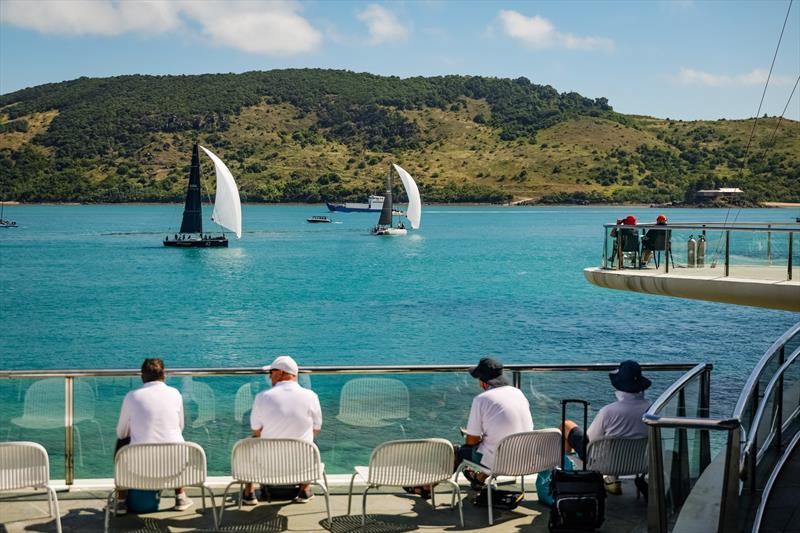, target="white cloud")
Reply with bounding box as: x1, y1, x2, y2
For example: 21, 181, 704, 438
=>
0, 0, 321, 55
497, 10, 614, 51
674, 67, 793, 87
356, 4, 409, 44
